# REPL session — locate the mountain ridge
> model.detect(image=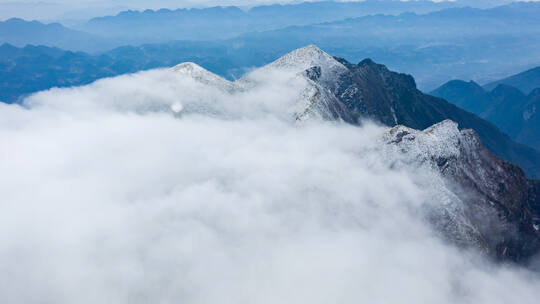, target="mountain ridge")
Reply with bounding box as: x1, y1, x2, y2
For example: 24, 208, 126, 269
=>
79, 0, 466, 43
0, 18, 112, 52
156, 46, 540, 262
165, 45, 540, 180
384, 119, 540, 261
484, 65, 540, 94
432, 79, 540, 151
